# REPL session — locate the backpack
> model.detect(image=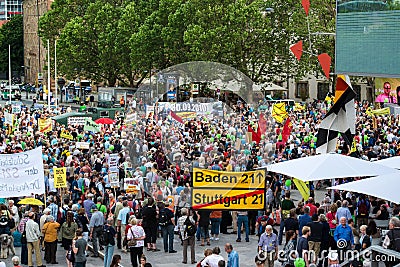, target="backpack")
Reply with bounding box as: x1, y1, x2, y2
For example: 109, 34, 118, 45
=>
99, 225, 113, 246
125, 203, 137, 225
158, 209, 169, 226
184, 216, 196, 236
358, 200, 368, 216
388, 229, 400, 252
